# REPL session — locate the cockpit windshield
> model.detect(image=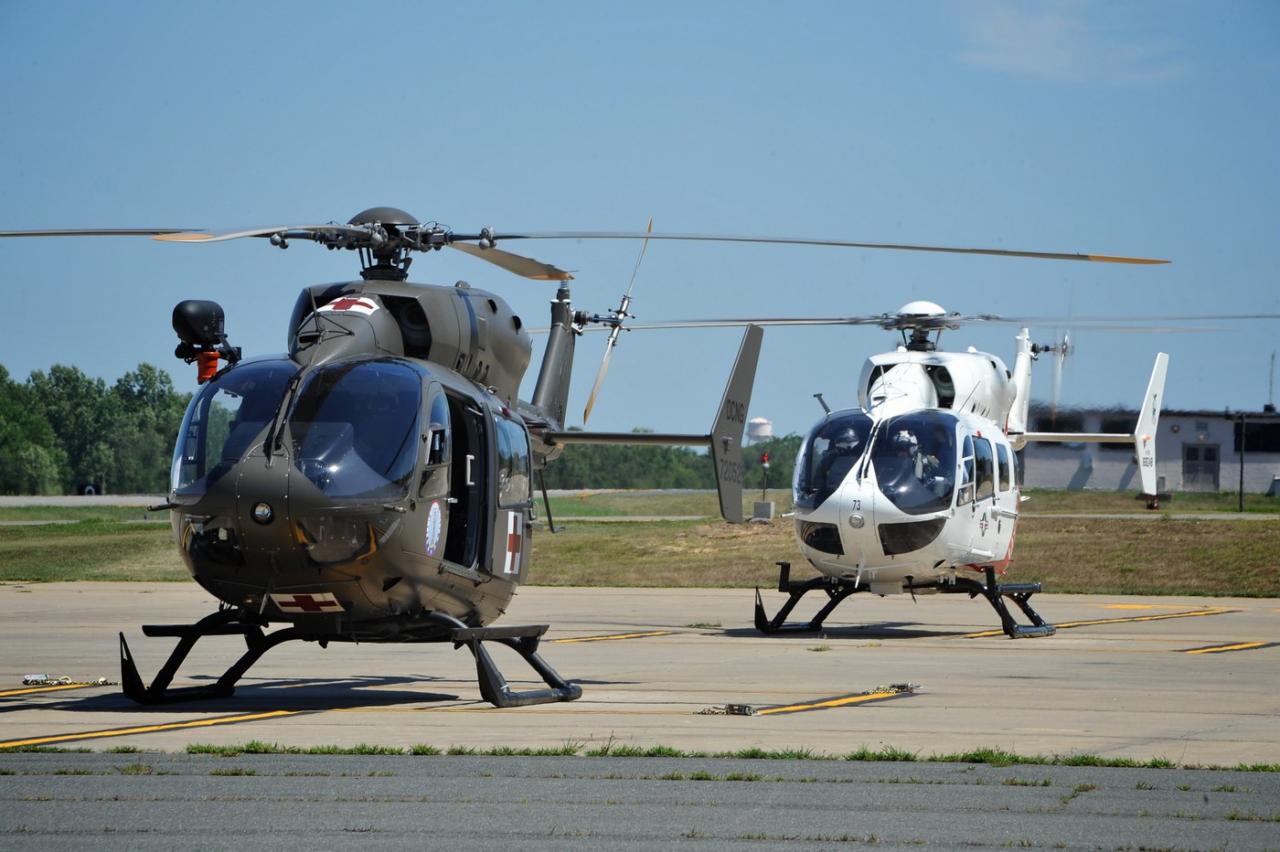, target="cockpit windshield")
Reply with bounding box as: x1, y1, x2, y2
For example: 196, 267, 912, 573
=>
171, 358, 299, 496
288, 359, 422, 500
870, 411, 958, 515
793, 410, 874, 510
